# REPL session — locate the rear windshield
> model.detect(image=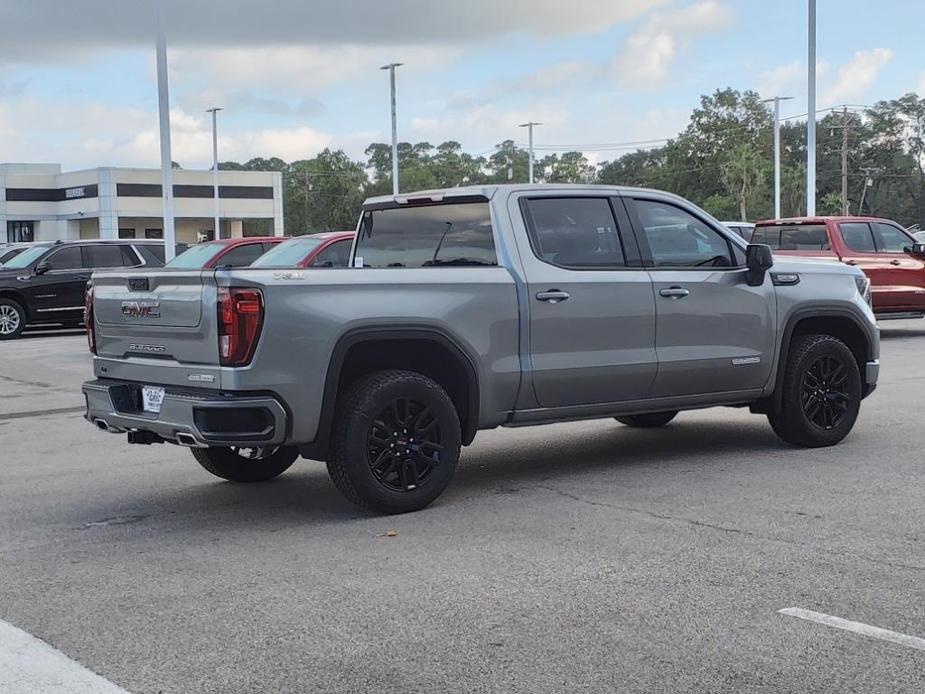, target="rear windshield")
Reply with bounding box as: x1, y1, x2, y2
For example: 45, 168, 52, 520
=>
165, 241, 225, 268
252, 236, 324, 267
356, 202, 497, 268
752, 224, 830, 251
1, 245, 50, 269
